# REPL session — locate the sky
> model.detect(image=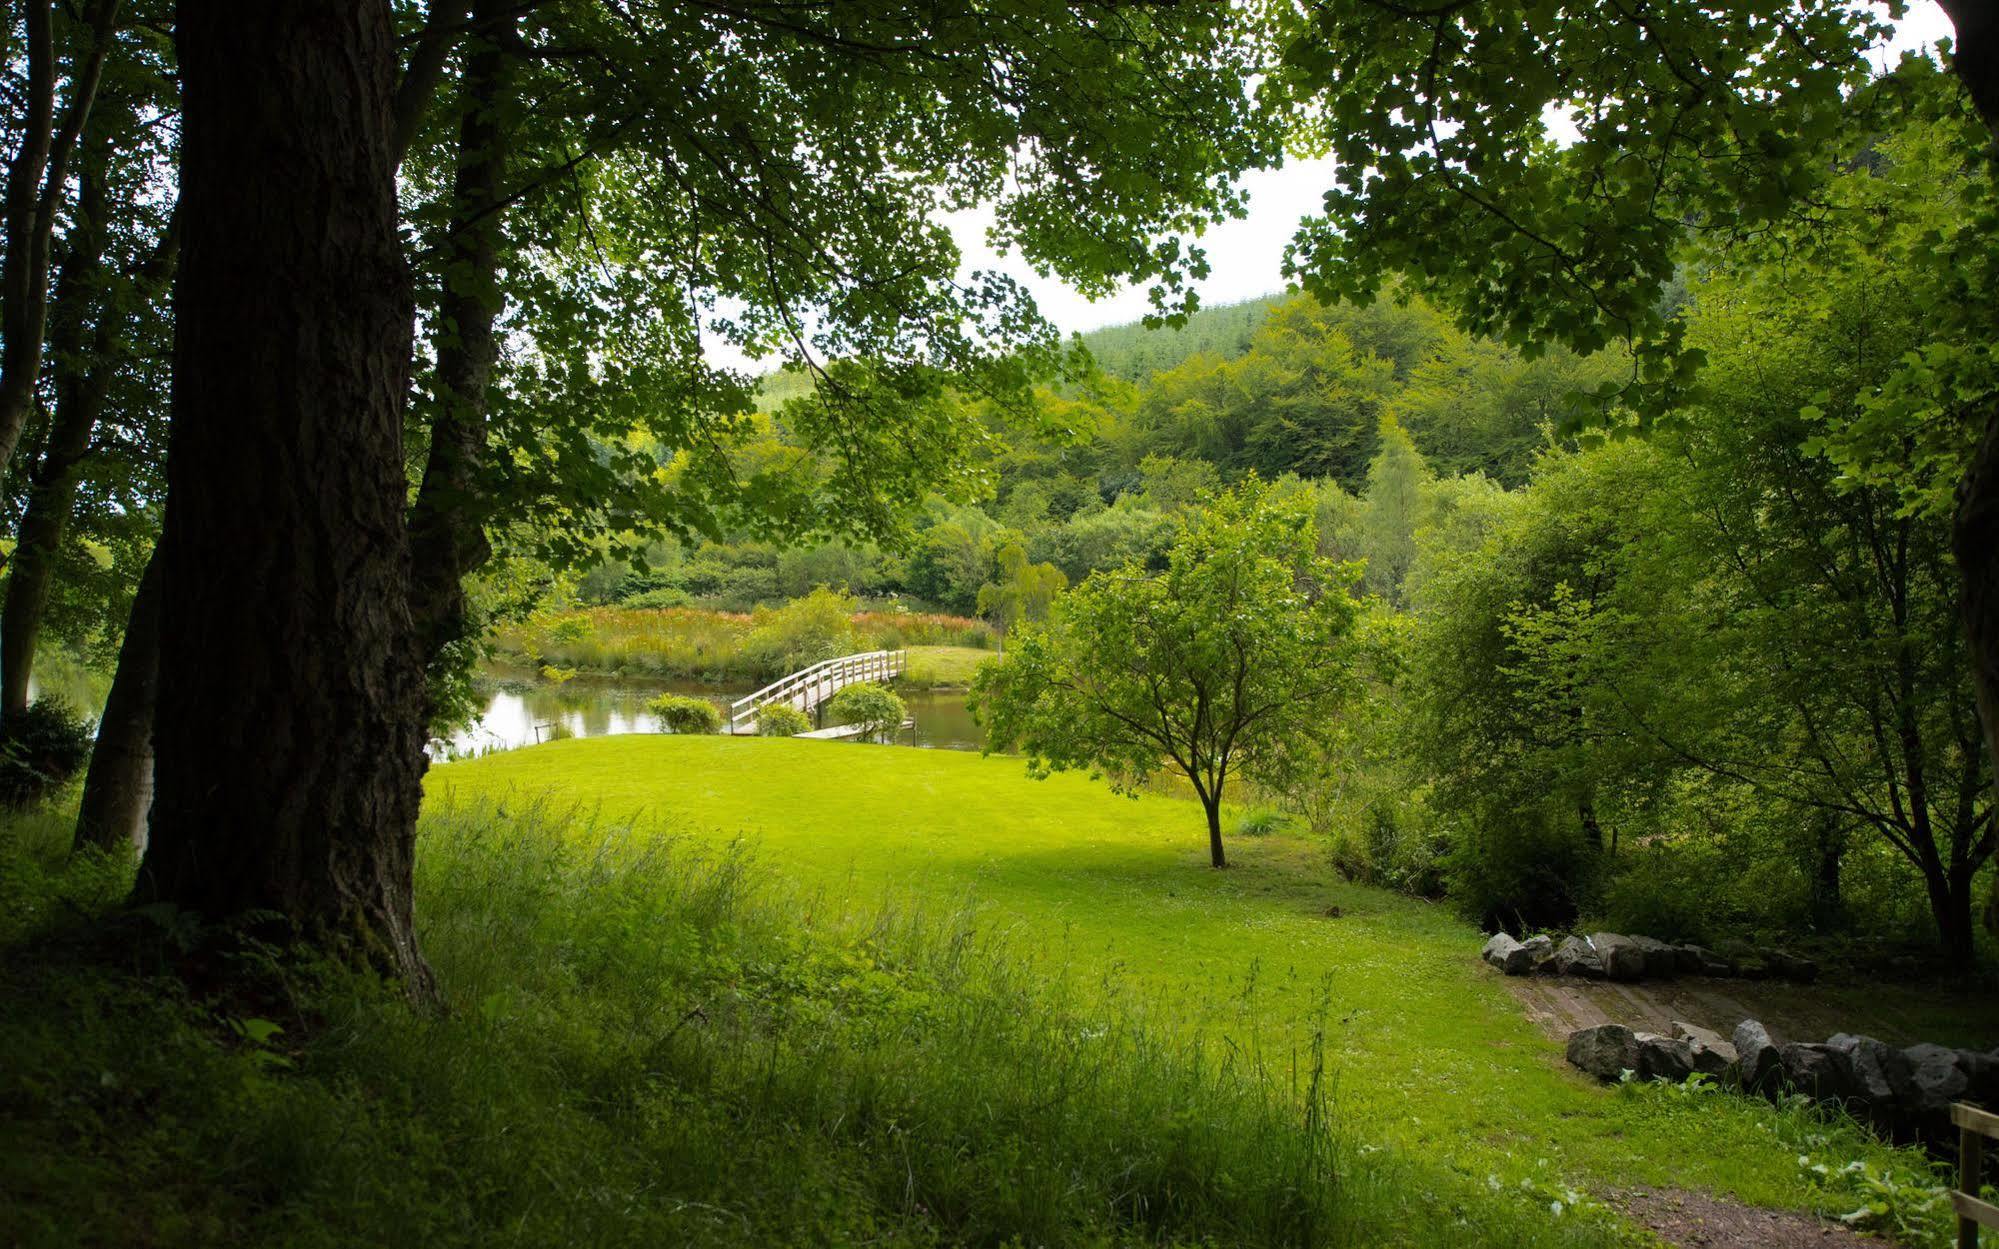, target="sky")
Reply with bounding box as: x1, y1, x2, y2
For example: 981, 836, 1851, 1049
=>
944, 1, 1958, 339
